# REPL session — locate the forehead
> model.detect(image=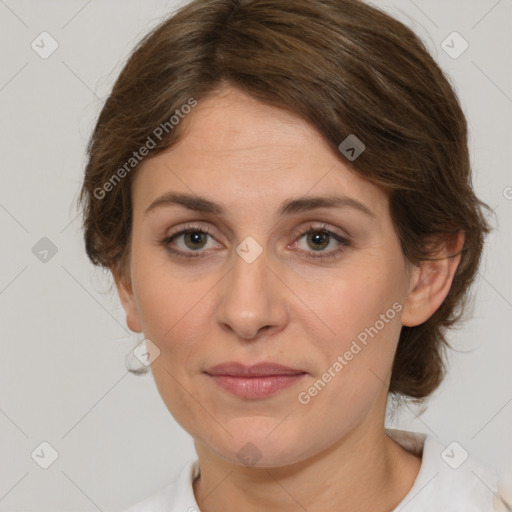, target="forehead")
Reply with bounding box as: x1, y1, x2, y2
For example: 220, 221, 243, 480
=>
132, 86, 389, 219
